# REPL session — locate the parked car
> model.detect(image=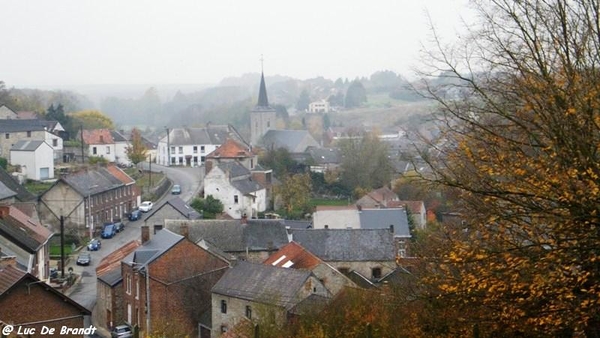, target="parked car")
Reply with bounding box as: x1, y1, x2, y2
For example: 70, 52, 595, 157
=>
87, 238, 102, 251
49, 267, 58, 279
76, 252, 91, 266
114, 220, 125, 232
128, 209, 141, 221
139, 201, 153, 212
110, 324, 133, 338
171, 184, 181, 195
101, 224, 116, 239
